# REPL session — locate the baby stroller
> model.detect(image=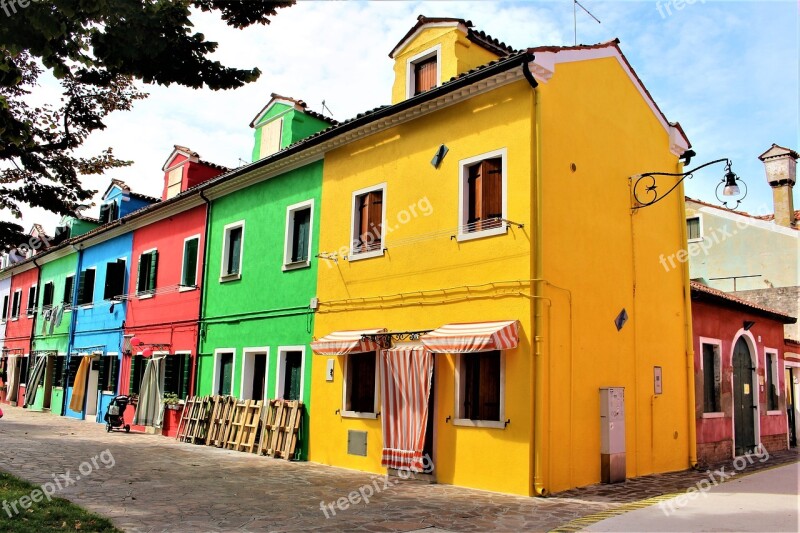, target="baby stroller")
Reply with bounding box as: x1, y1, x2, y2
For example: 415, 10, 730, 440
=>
104, 395, 131, 433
